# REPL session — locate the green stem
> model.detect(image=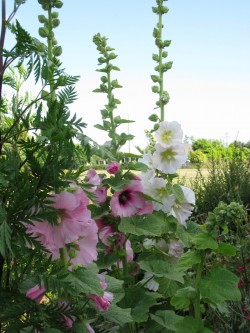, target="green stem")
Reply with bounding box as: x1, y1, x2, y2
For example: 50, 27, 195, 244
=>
107, 66, 117, 150
59, 248, 68, 269
194, 261, 202, 320
158, 11, 164, 121
47, 6, 55, 100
